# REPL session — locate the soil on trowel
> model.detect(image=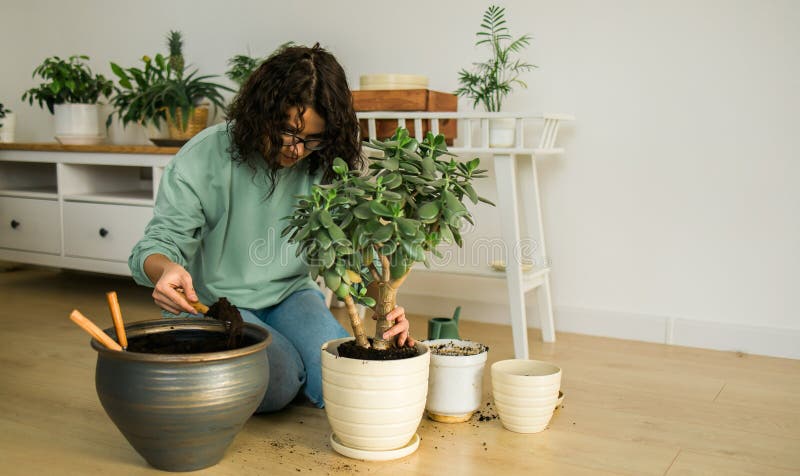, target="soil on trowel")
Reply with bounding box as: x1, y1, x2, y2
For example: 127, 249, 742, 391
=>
429, 341, 488, 356
337, 338, 419, 360
206, 297, 244, 348
126, 330, 258, 354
